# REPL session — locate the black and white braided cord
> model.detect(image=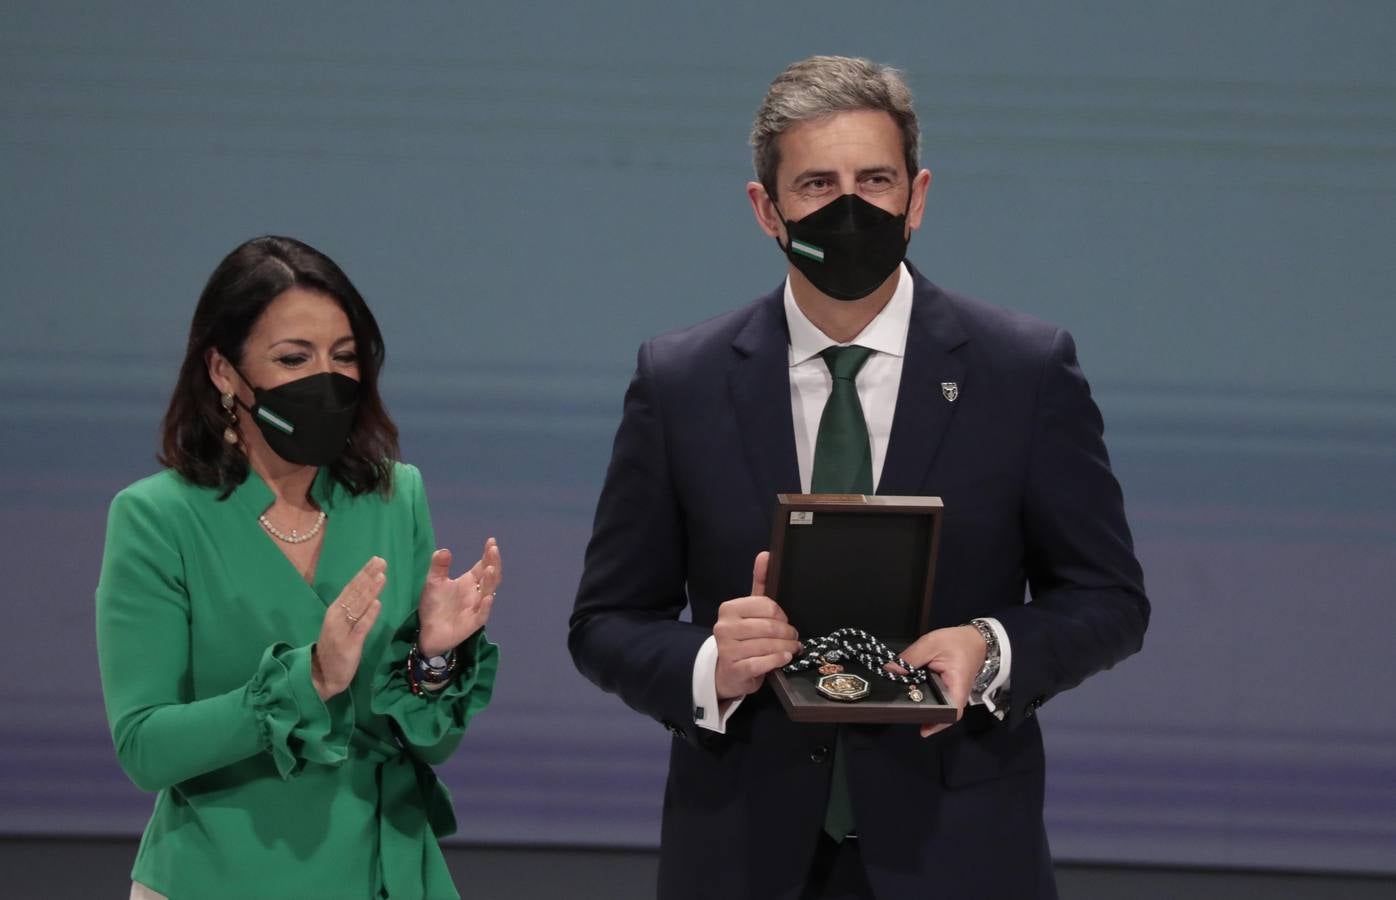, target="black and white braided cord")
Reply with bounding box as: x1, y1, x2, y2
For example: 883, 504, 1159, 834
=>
783, 627, 930, 685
